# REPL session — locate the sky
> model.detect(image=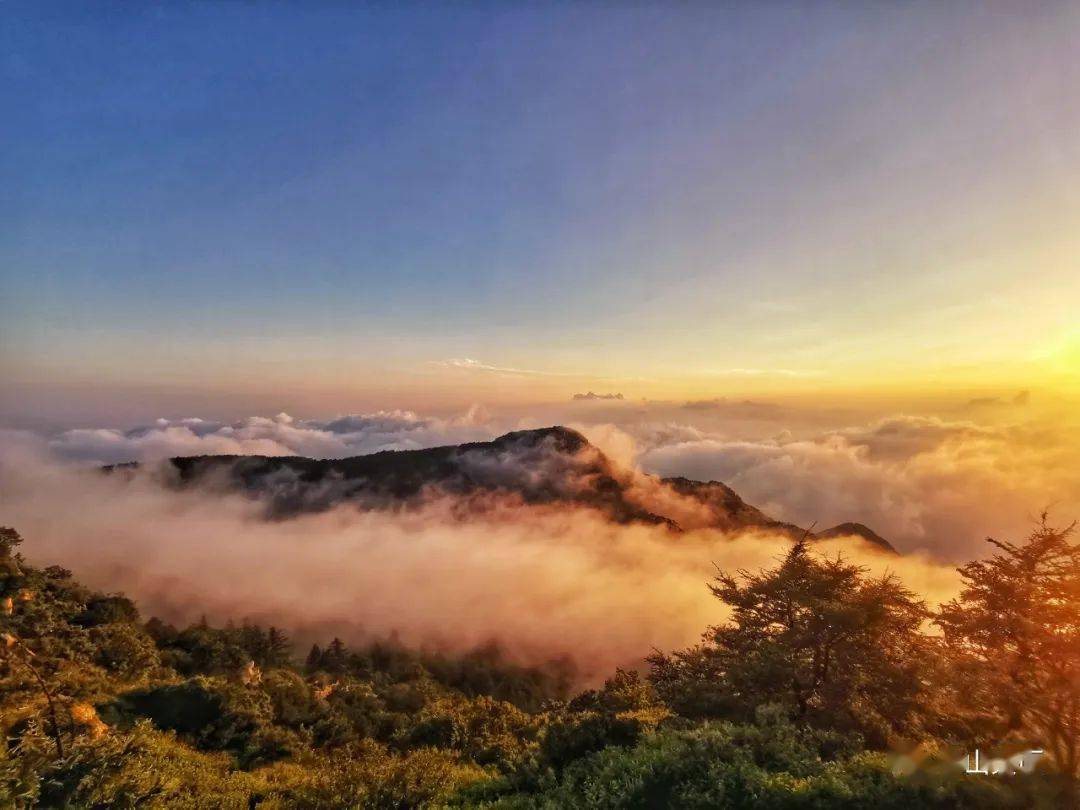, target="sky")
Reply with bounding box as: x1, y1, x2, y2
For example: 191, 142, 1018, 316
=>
3, 1, 1080, 426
